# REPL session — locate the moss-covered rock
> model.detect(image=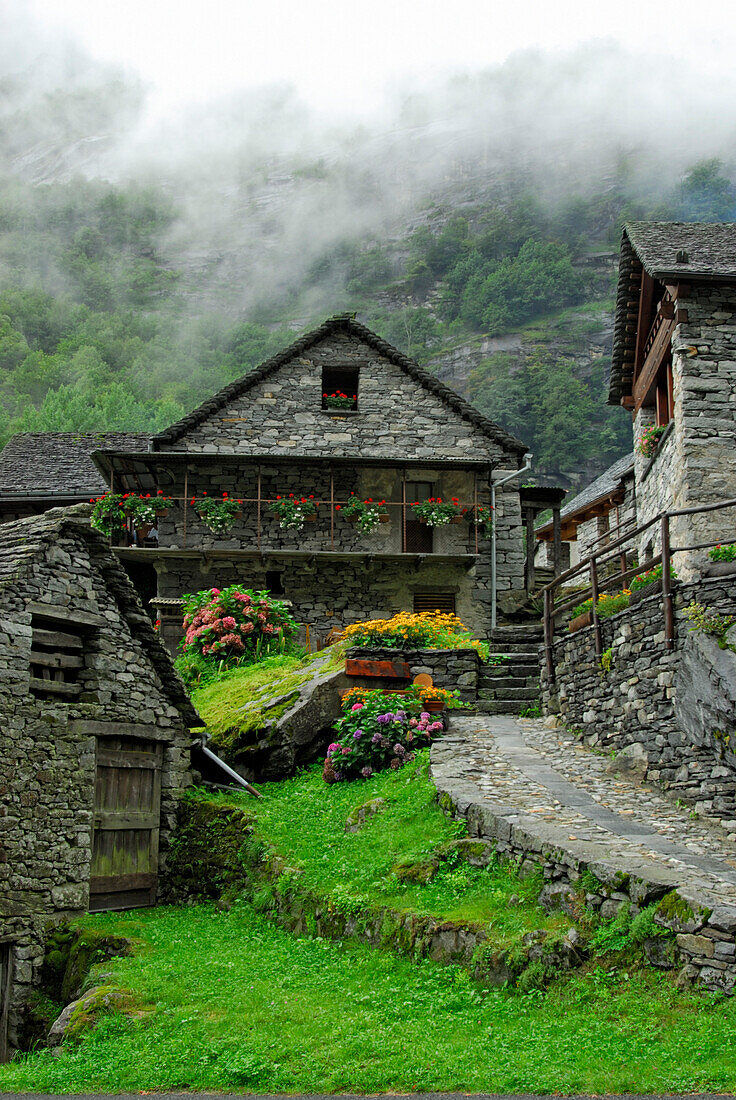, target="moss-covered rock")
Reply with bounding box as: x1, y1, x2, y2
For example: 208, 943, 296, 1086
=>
61, 932, 134, 1004
391, 858, 439, 884
47, 985, 139, 1047
344, 797, 386, 833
